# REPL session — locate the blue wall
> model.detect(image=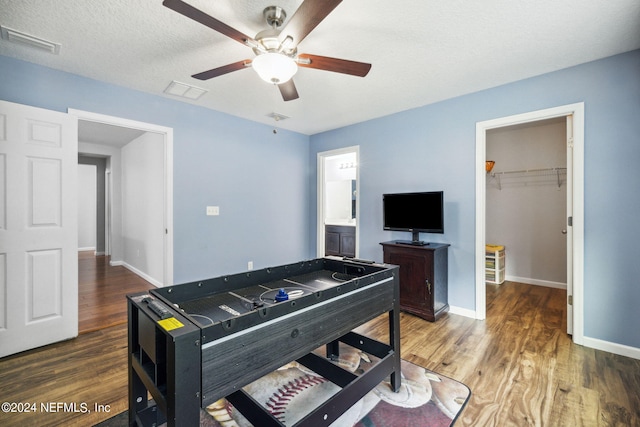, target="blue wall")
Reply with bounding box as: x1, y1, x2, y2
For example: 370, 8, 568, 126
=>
0, 55, 312, 283
309, 50, 640, 349
2, 49, 639, 350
